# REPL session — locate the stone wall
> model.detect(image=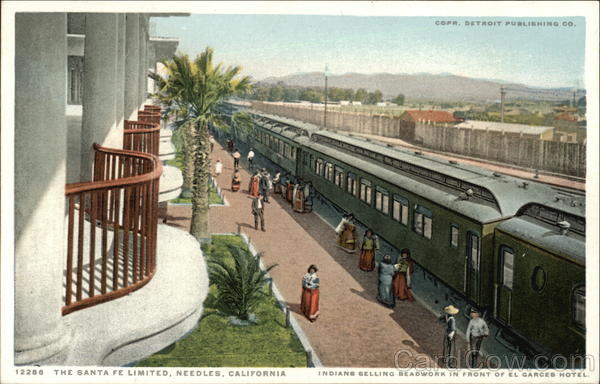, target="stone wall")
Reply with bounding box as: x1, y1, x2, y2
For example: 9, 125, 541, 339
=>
250, 102, 586, 178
